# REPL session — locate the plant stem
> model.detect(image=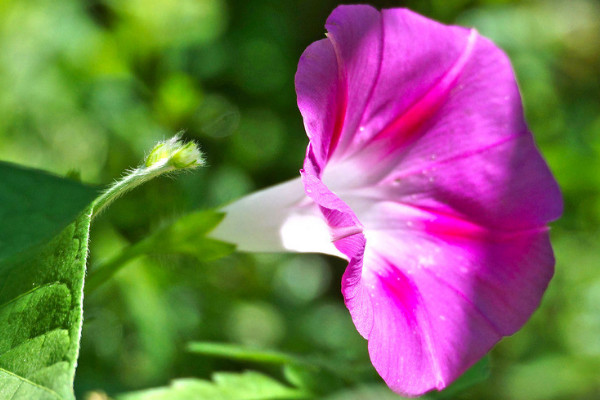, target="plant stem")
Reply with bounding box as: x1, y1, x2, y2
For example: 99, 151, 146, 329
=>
91, 163, 176, 218
86, 135, 204, 291
91, 135, 203, 219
